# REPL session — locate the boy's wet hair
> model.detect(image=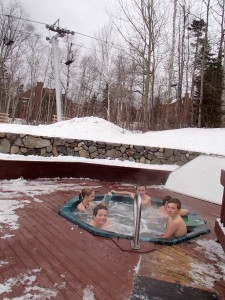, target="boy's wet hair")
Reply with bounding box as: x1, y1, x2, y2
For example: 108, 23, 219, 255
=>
93, 204, 108, 216
136, 184, 146, 189
162, 195, 172, 205
168, 198, 181, 209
